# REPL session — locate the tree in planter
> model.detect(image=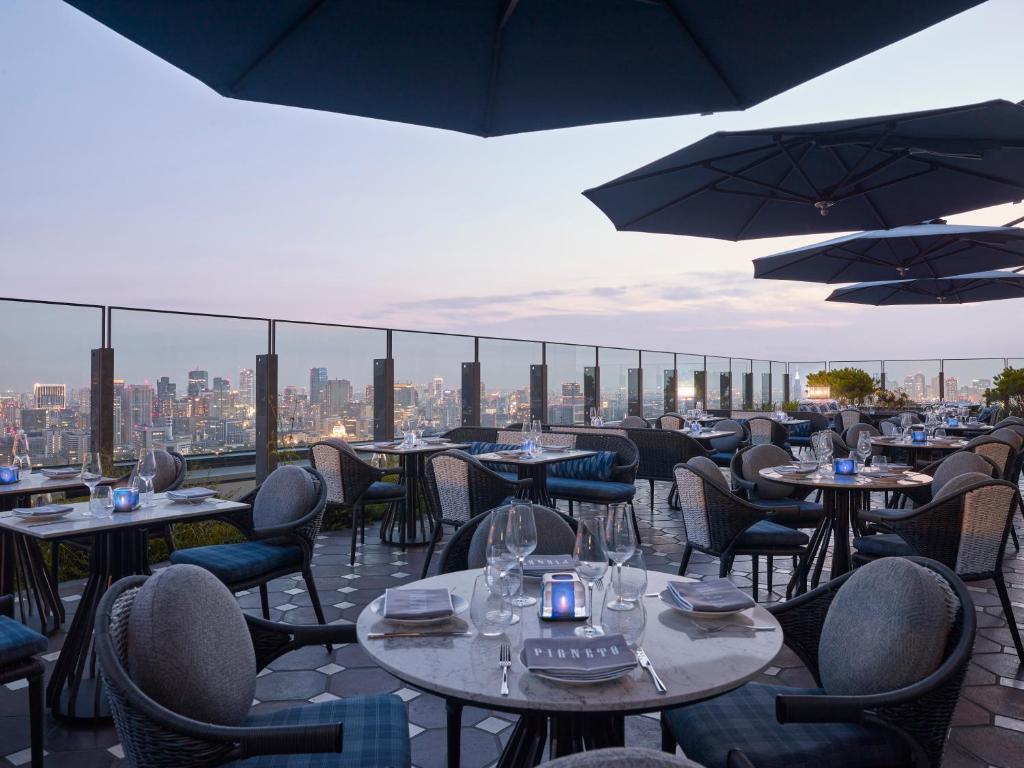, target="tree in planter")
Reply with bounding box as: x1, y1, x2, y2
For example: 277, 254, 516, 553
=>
806, 368, 875, 405
985, 366, 1024, 417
